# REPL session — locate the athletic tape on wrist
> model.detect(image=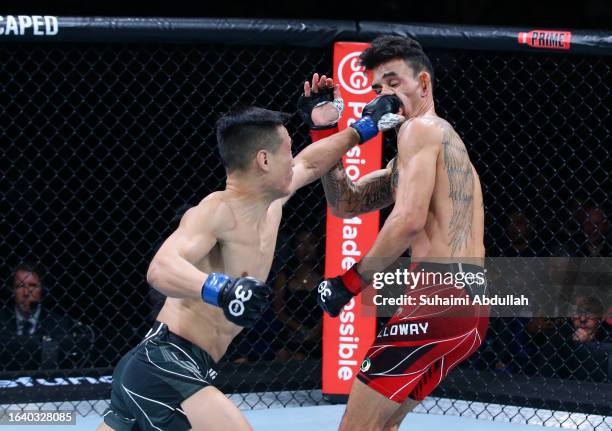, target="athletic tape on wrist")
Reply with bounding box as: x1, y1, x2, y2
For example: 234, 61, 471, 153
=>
350, 116, 378, 143
310, 126, 338, 142
202, 272, 230, 306
340, 266, 366, 295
